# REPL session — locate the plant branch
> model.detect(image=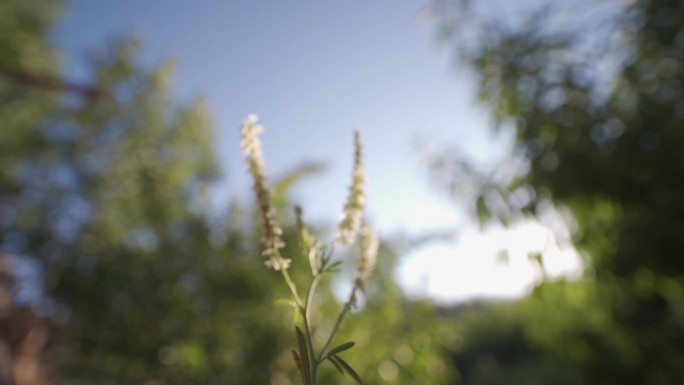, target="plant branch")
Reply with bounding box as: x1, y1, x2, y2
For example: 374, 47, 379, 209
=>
318, 286, 357, 361
305, 275, 321, 324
